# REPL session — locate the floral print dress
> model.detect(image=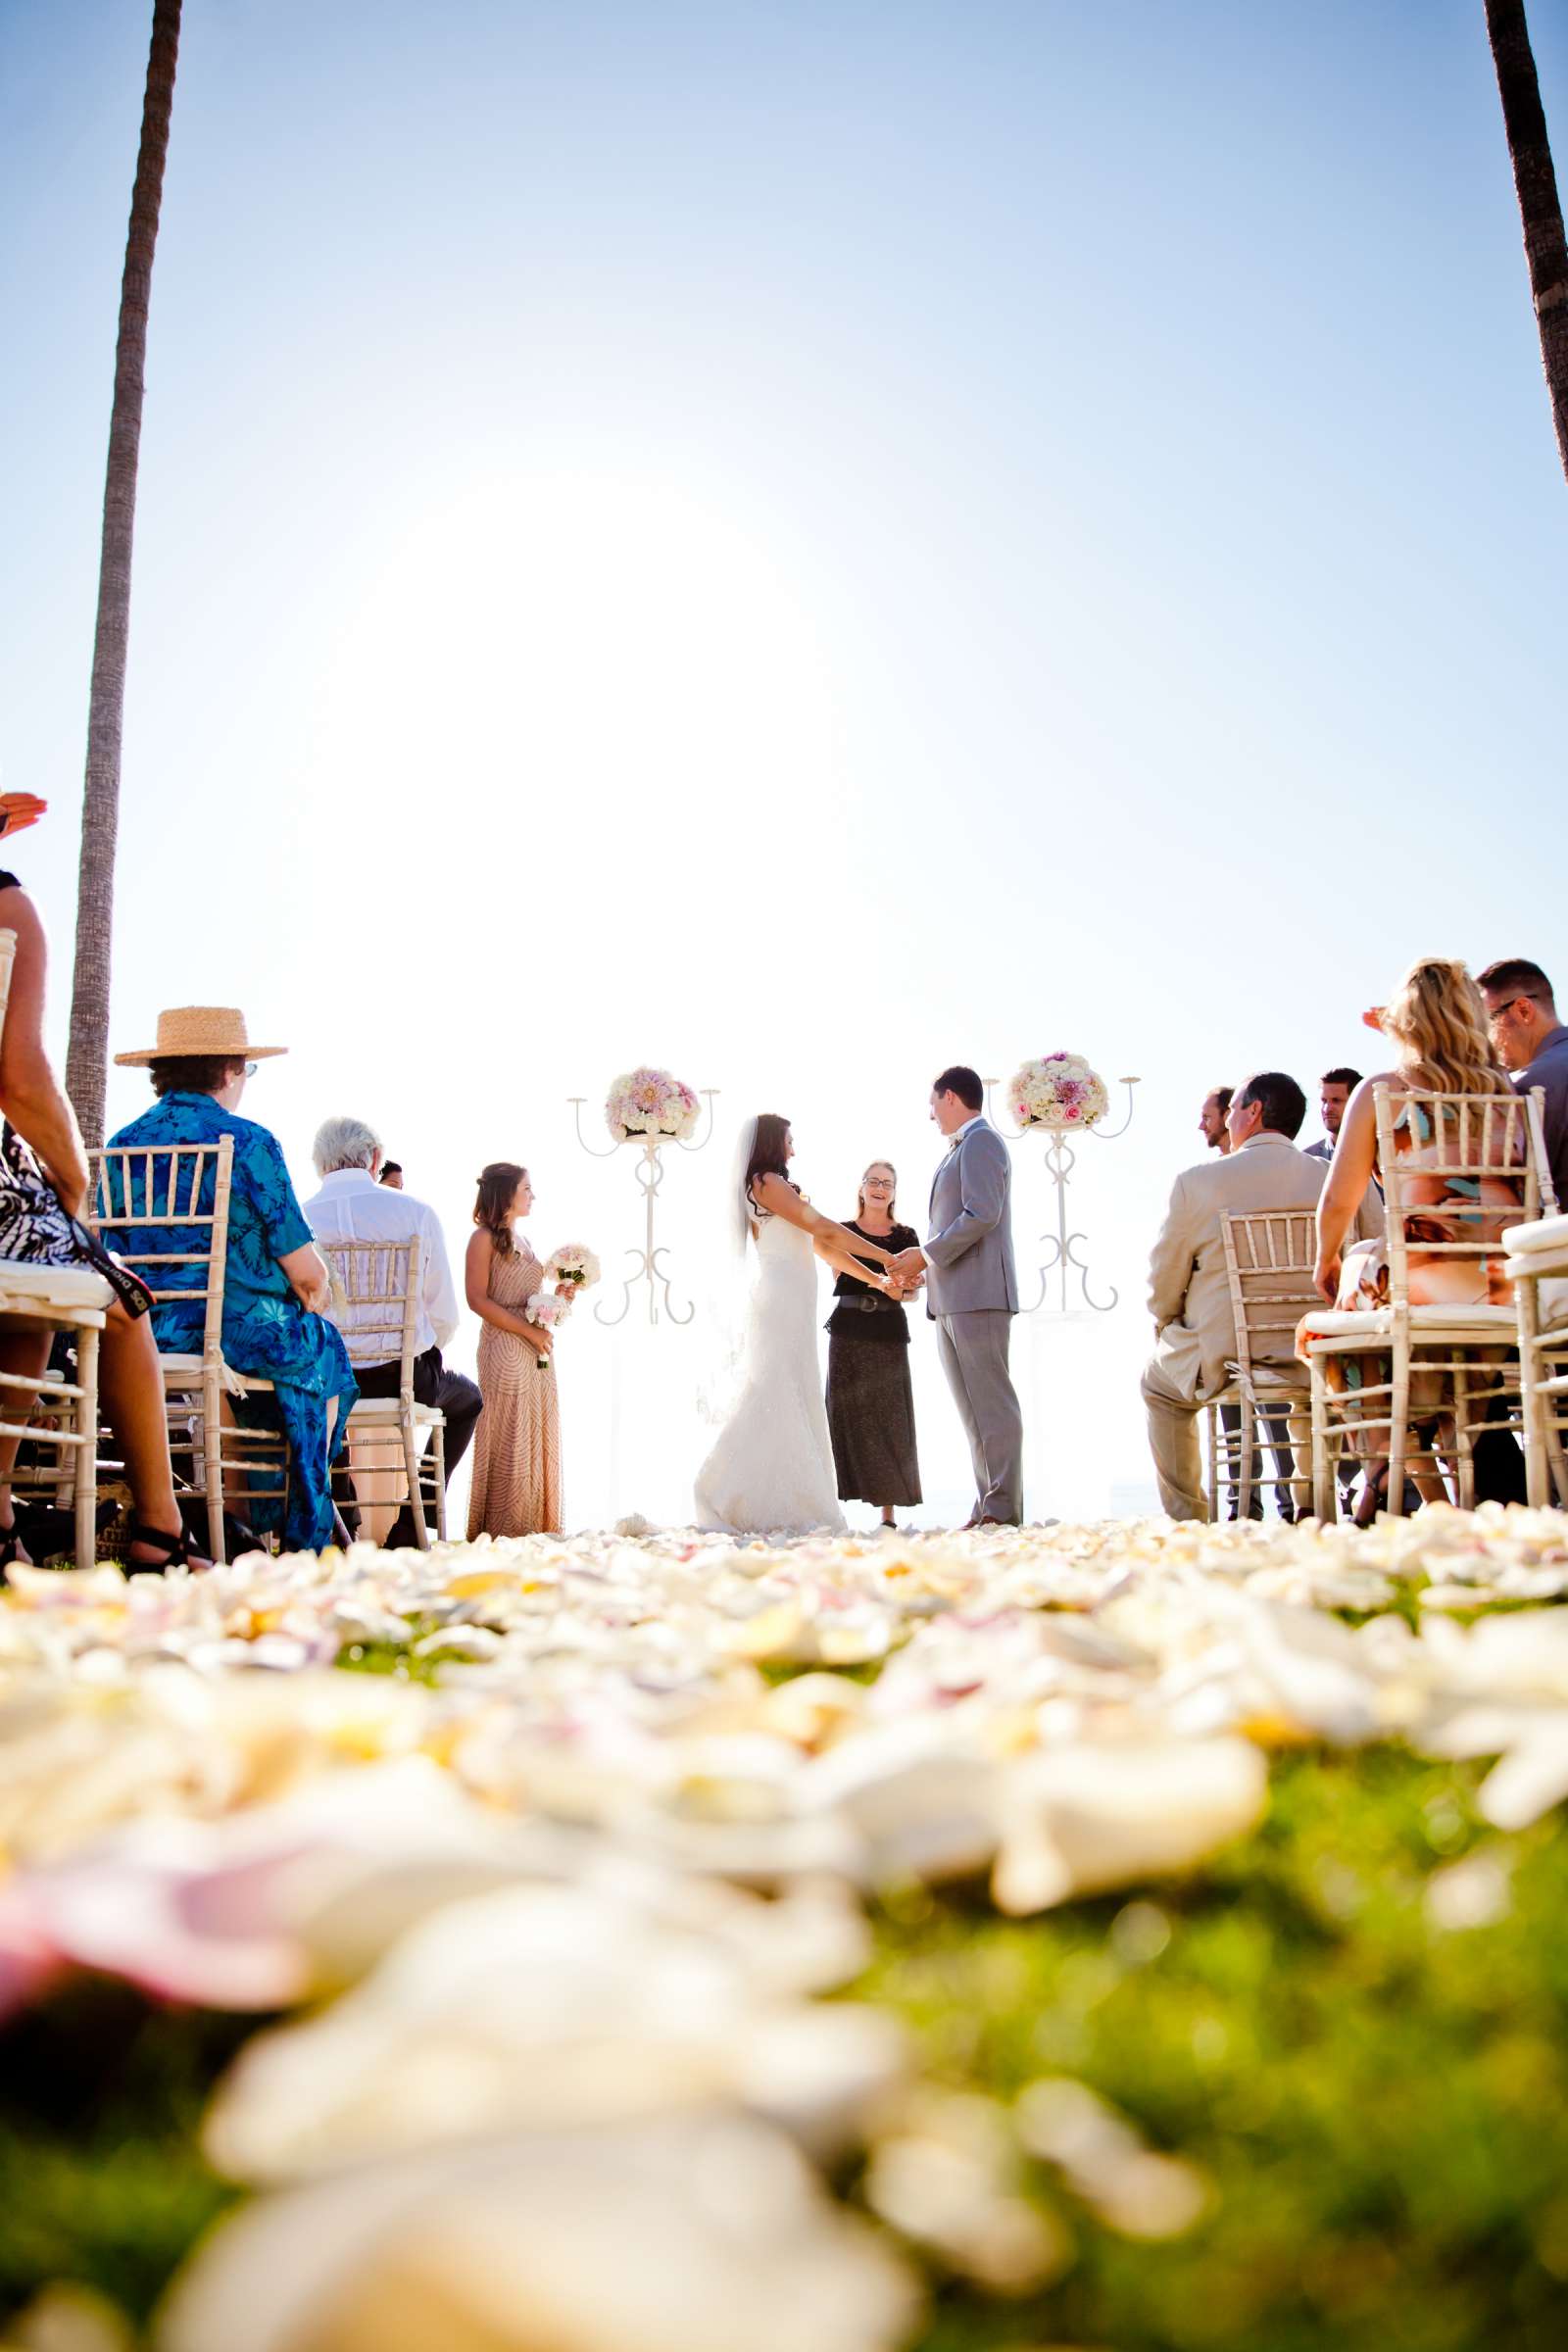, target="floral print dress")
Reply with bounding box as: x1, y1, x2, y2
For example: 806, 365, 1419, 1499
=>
107, 1092, 358, 1550
1304, 1091, 1524, 1443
